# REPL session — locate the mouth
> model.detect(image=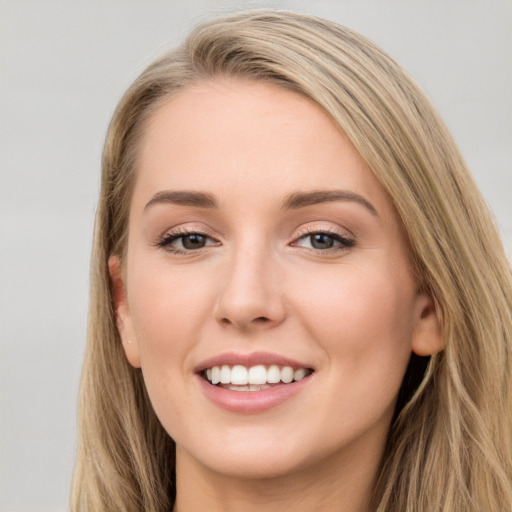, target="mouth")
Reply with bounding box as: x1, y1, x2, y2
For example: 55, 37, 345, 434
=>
195, 352, 315, 412
202, 364, 314, 392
